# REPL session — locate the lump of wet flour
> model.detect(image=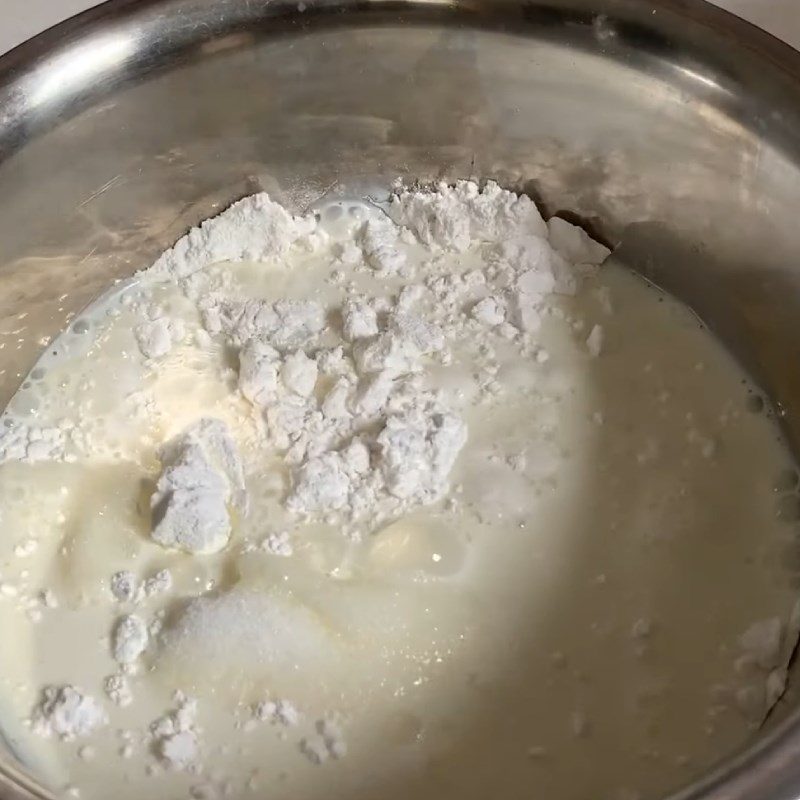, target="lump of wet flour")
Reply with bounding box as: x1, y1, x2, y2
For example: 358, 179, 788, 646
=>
150, 693, 200, 771
30, 686, 107, 740
135, 318, 185, 360
151, 418, 247, 554
112, 614, 149, 666
377, 402, 467, 503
